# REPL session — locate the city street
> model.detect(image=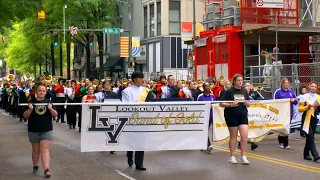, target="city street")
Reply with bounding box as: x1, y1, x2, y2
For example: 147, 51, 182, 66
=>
0, 113, 319, 180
